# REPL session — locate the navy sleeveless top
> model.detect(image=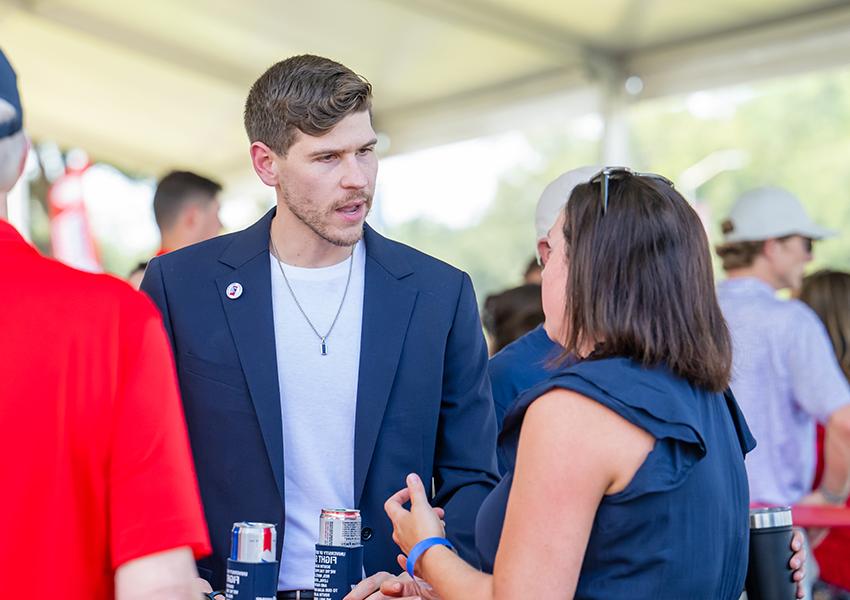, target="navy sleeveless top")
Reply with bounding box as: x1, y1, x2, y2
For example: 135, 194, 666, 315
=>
475, 357, 755, 600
